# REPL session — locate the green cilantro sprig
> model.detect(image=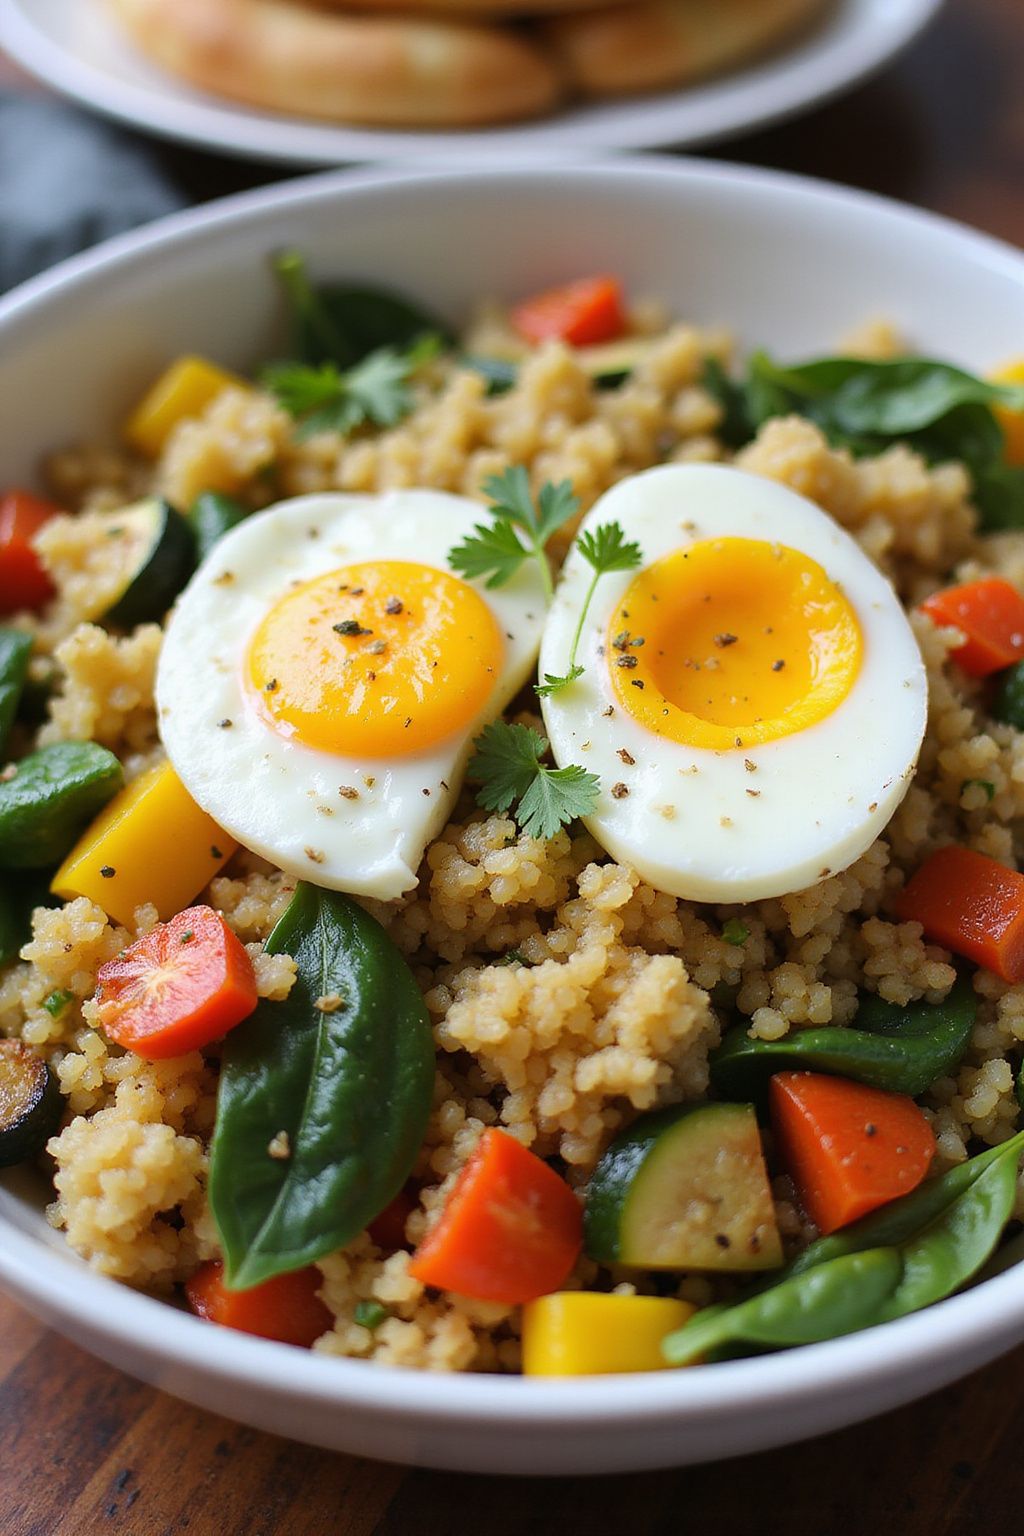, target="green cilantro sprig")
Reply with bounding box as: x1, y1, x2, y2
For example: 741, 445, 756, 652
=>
536, 520, 643, 697
264, 334, 440, 441
448, 467, 579, 601
468, 721, 599, 840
